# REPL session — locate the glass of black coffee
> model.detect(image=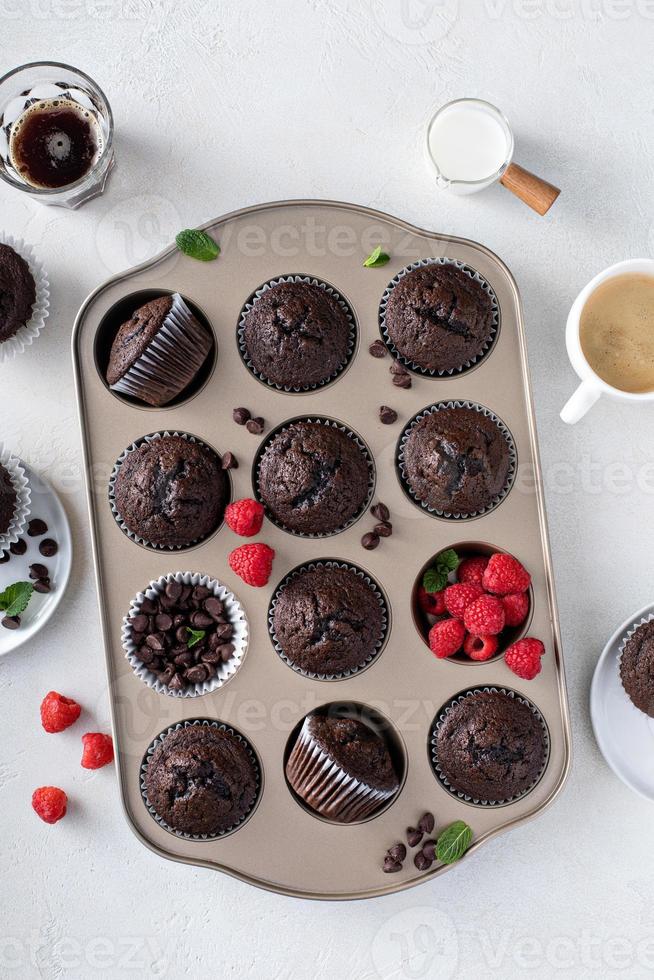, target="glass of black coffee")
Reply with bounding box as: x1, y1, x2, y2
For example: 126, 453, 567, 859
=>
0, 62, 114, 209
